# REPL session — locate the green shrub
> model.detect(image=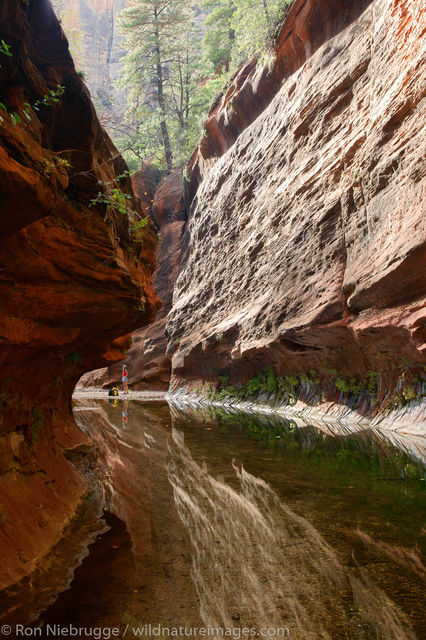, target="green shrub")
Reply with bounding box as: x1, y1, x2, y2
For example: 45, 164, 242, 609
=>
218, 375, 230, 388
266, 366, 278, 394
402, 386, 416, 401
335, 377, 350, 393
246, 372, 266, 397
90, 184, 148, 241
